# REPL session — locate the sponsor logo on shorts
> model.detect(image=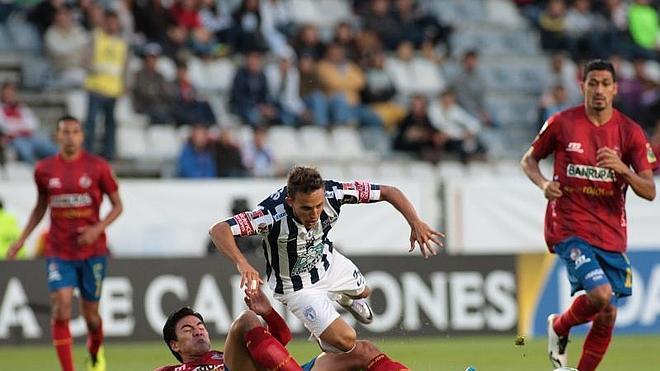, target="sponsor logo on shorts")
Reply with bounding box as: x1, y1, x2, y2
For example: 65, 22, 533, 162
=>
48, 263, 62, 282
569, 248, 592, 269
567, 163, 616, 182
304, 305, 317, 322
585, 269, 605, 281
